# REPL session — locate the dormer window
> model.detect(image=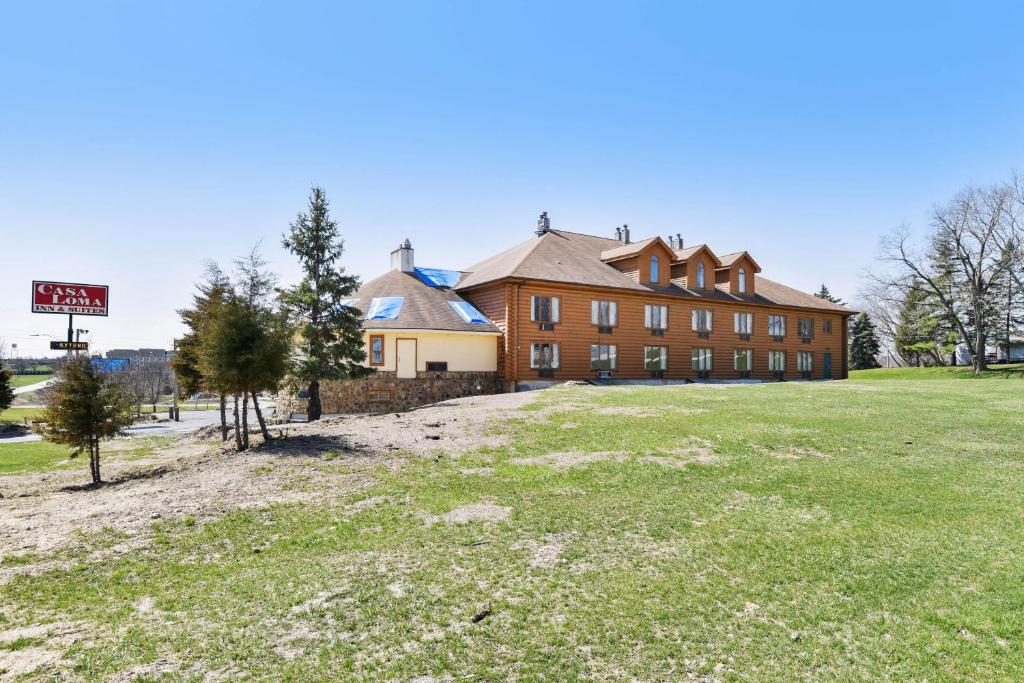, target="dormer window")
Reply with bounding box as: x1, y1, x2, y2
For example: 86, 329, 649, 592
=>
650, 255, 660, 284
696, 262, 705, 288
738, 267, 746, 293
